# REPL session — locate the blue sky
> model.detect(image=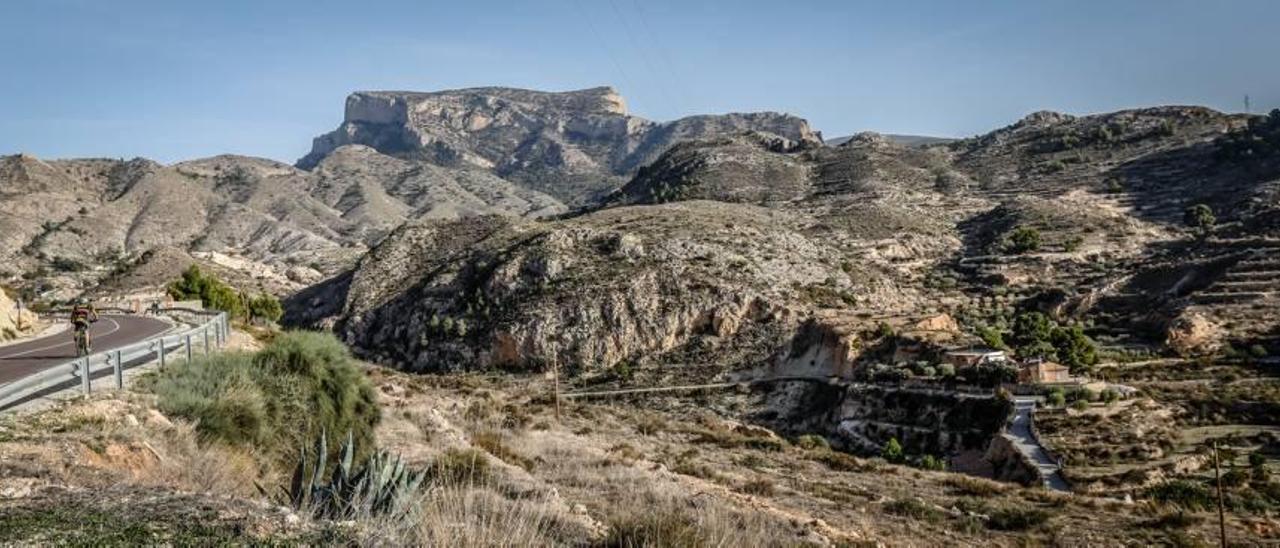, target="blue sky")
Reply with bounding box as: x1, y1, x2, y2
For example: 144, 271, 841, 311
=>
2, 0, 1277, 163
